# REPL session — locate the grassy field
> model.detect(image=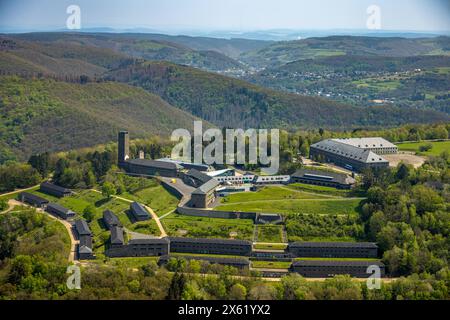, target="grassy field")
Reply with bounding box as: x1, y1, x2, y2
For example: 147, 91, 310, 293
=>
220, 186, 333, 204
217, 198, 363, 216
119, 184, 180, 216
161, 214, 254, 240
397, 140, 450, 156
286, 183, 357, 197
251, 261, 292, 270
256, 225, 284, 243
253, 243, 288, 250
